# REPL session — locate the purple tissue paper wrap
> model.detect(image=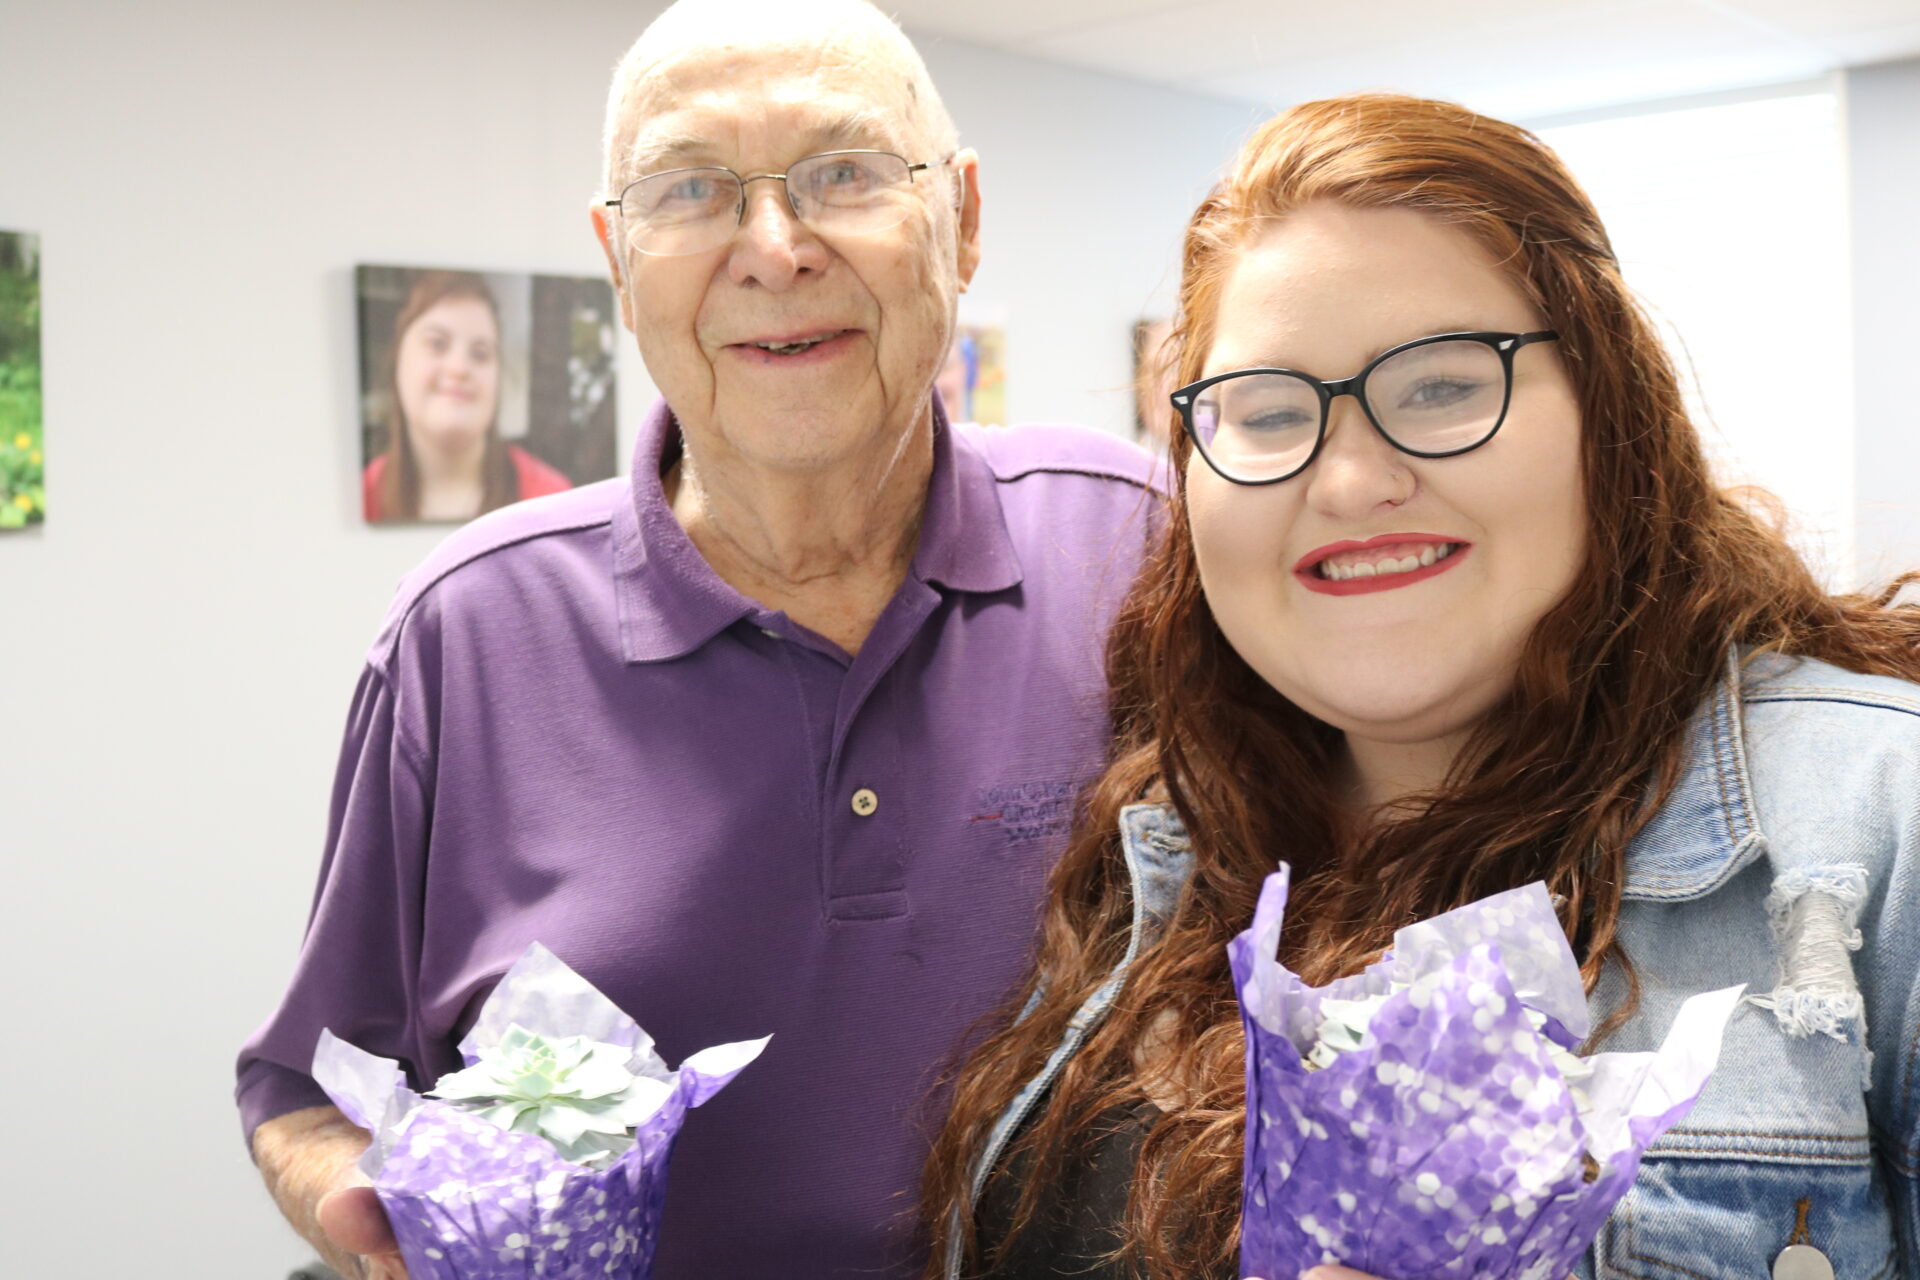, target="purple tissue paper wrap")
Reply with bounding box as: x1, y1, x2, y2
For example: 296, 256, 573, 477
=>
1229, 864, 1742, 1280
313, 942, 768, 1280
